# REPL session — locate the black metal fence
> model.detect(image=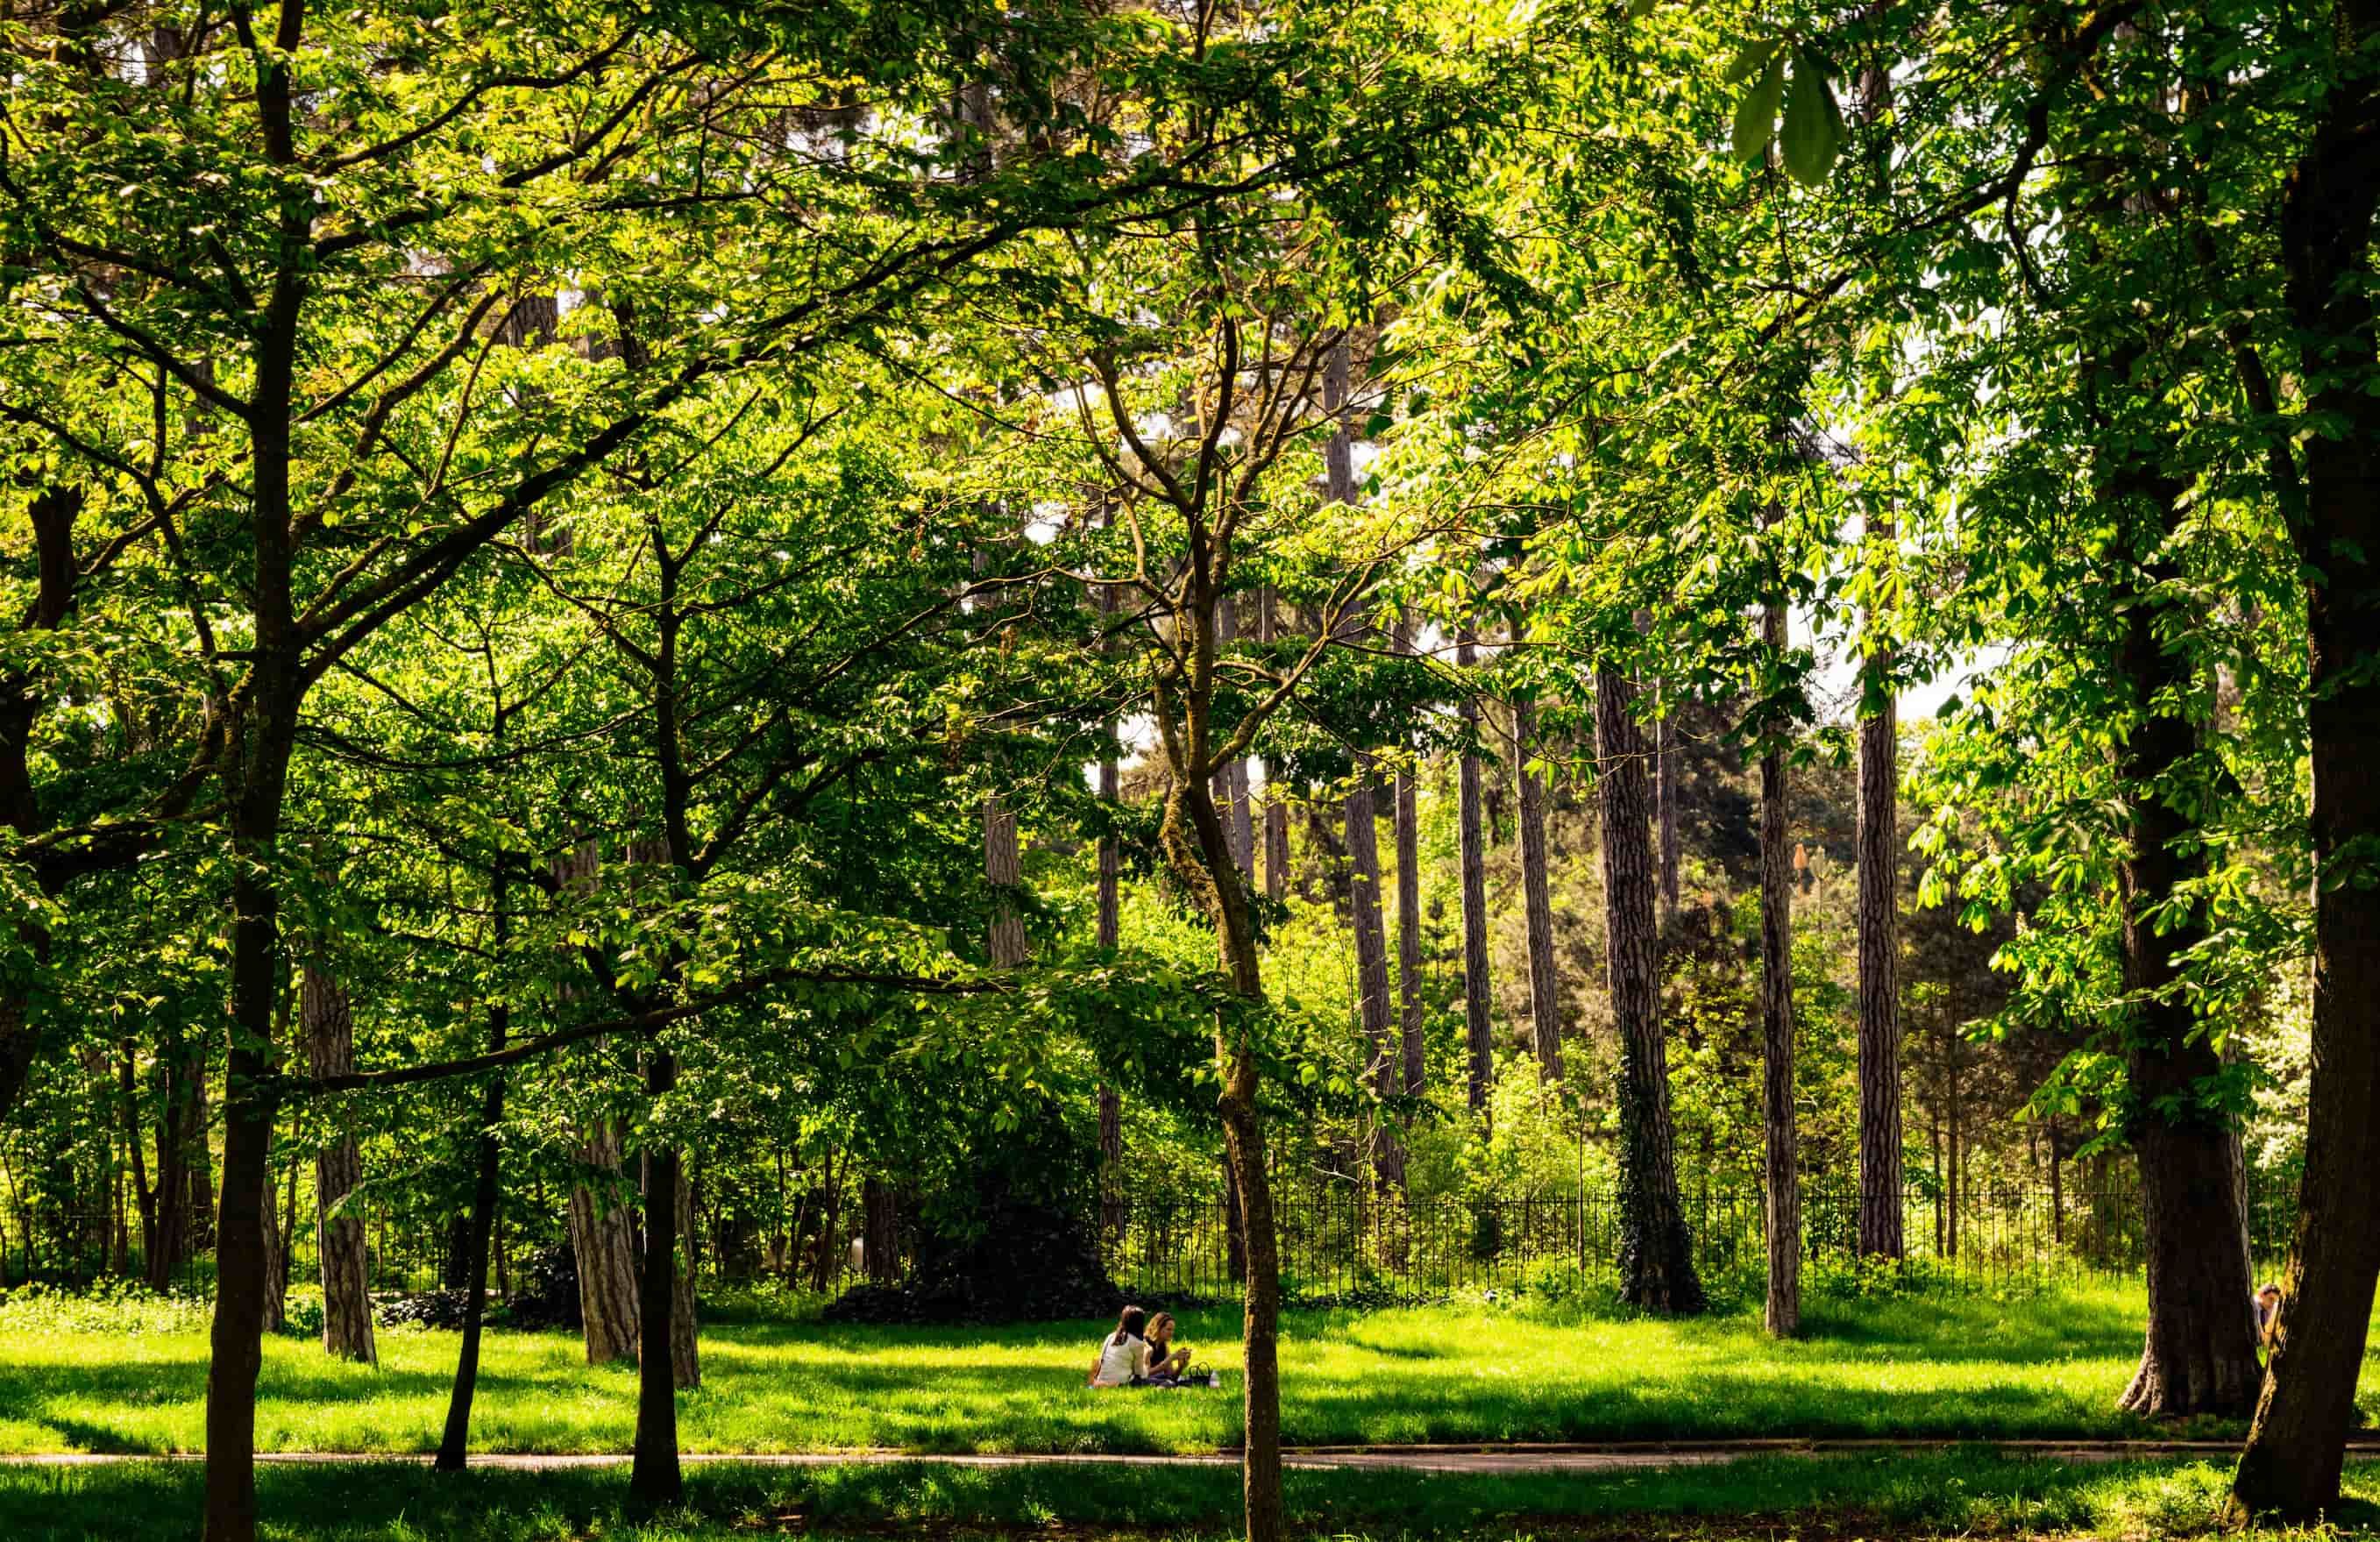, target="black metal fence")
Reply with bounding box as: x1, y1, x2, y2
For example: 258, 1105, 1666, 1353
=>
1, 1176, 2303, 1308
1099, 1177, 2294, 1304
